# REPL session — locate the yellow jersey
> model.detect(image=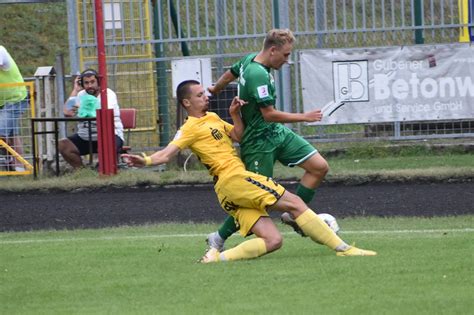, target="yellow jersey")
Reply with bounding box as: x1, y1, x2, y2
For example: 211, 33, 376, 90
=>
170, 112, 246, 177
